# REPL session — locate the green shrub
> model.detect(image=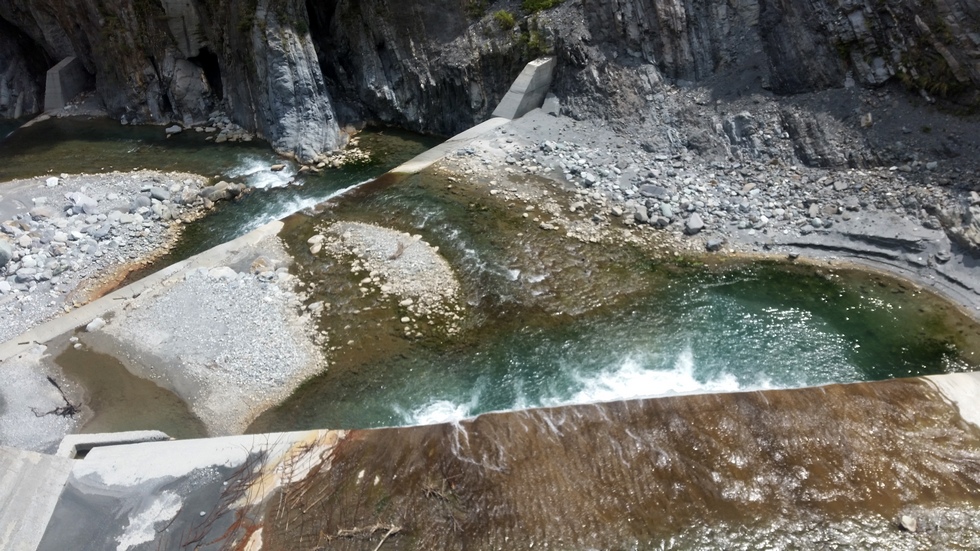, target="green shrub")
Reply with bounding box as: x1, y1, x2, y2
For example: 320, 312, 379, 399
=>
522, 0, 563, 13
494, 9, 516, 30
466, 0, 488, 18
